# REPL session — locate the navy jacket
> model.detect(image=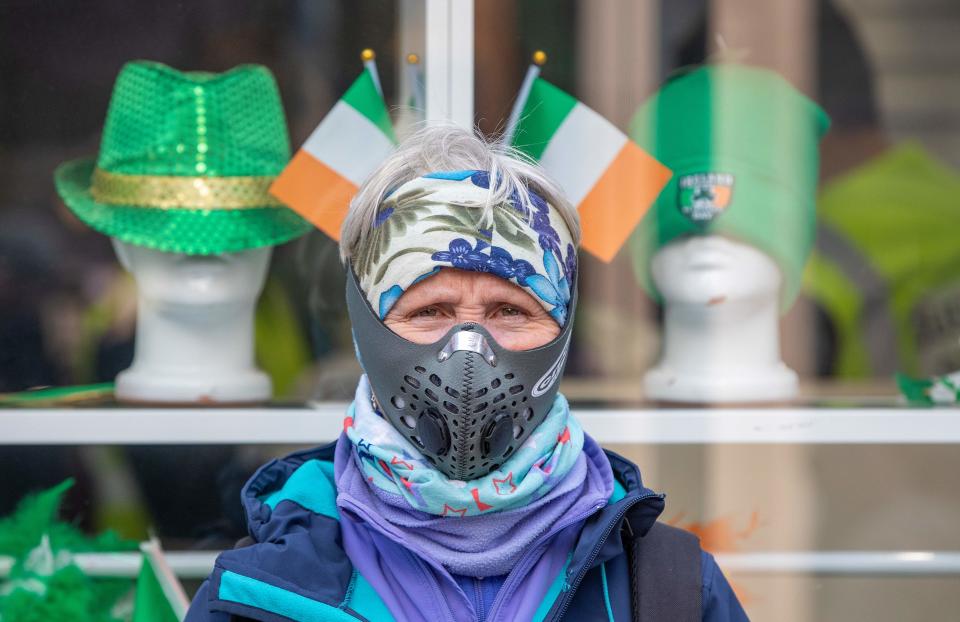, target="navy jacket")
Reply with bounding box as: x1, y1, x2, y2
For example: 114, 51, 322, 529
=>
185, 443, 749, 621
